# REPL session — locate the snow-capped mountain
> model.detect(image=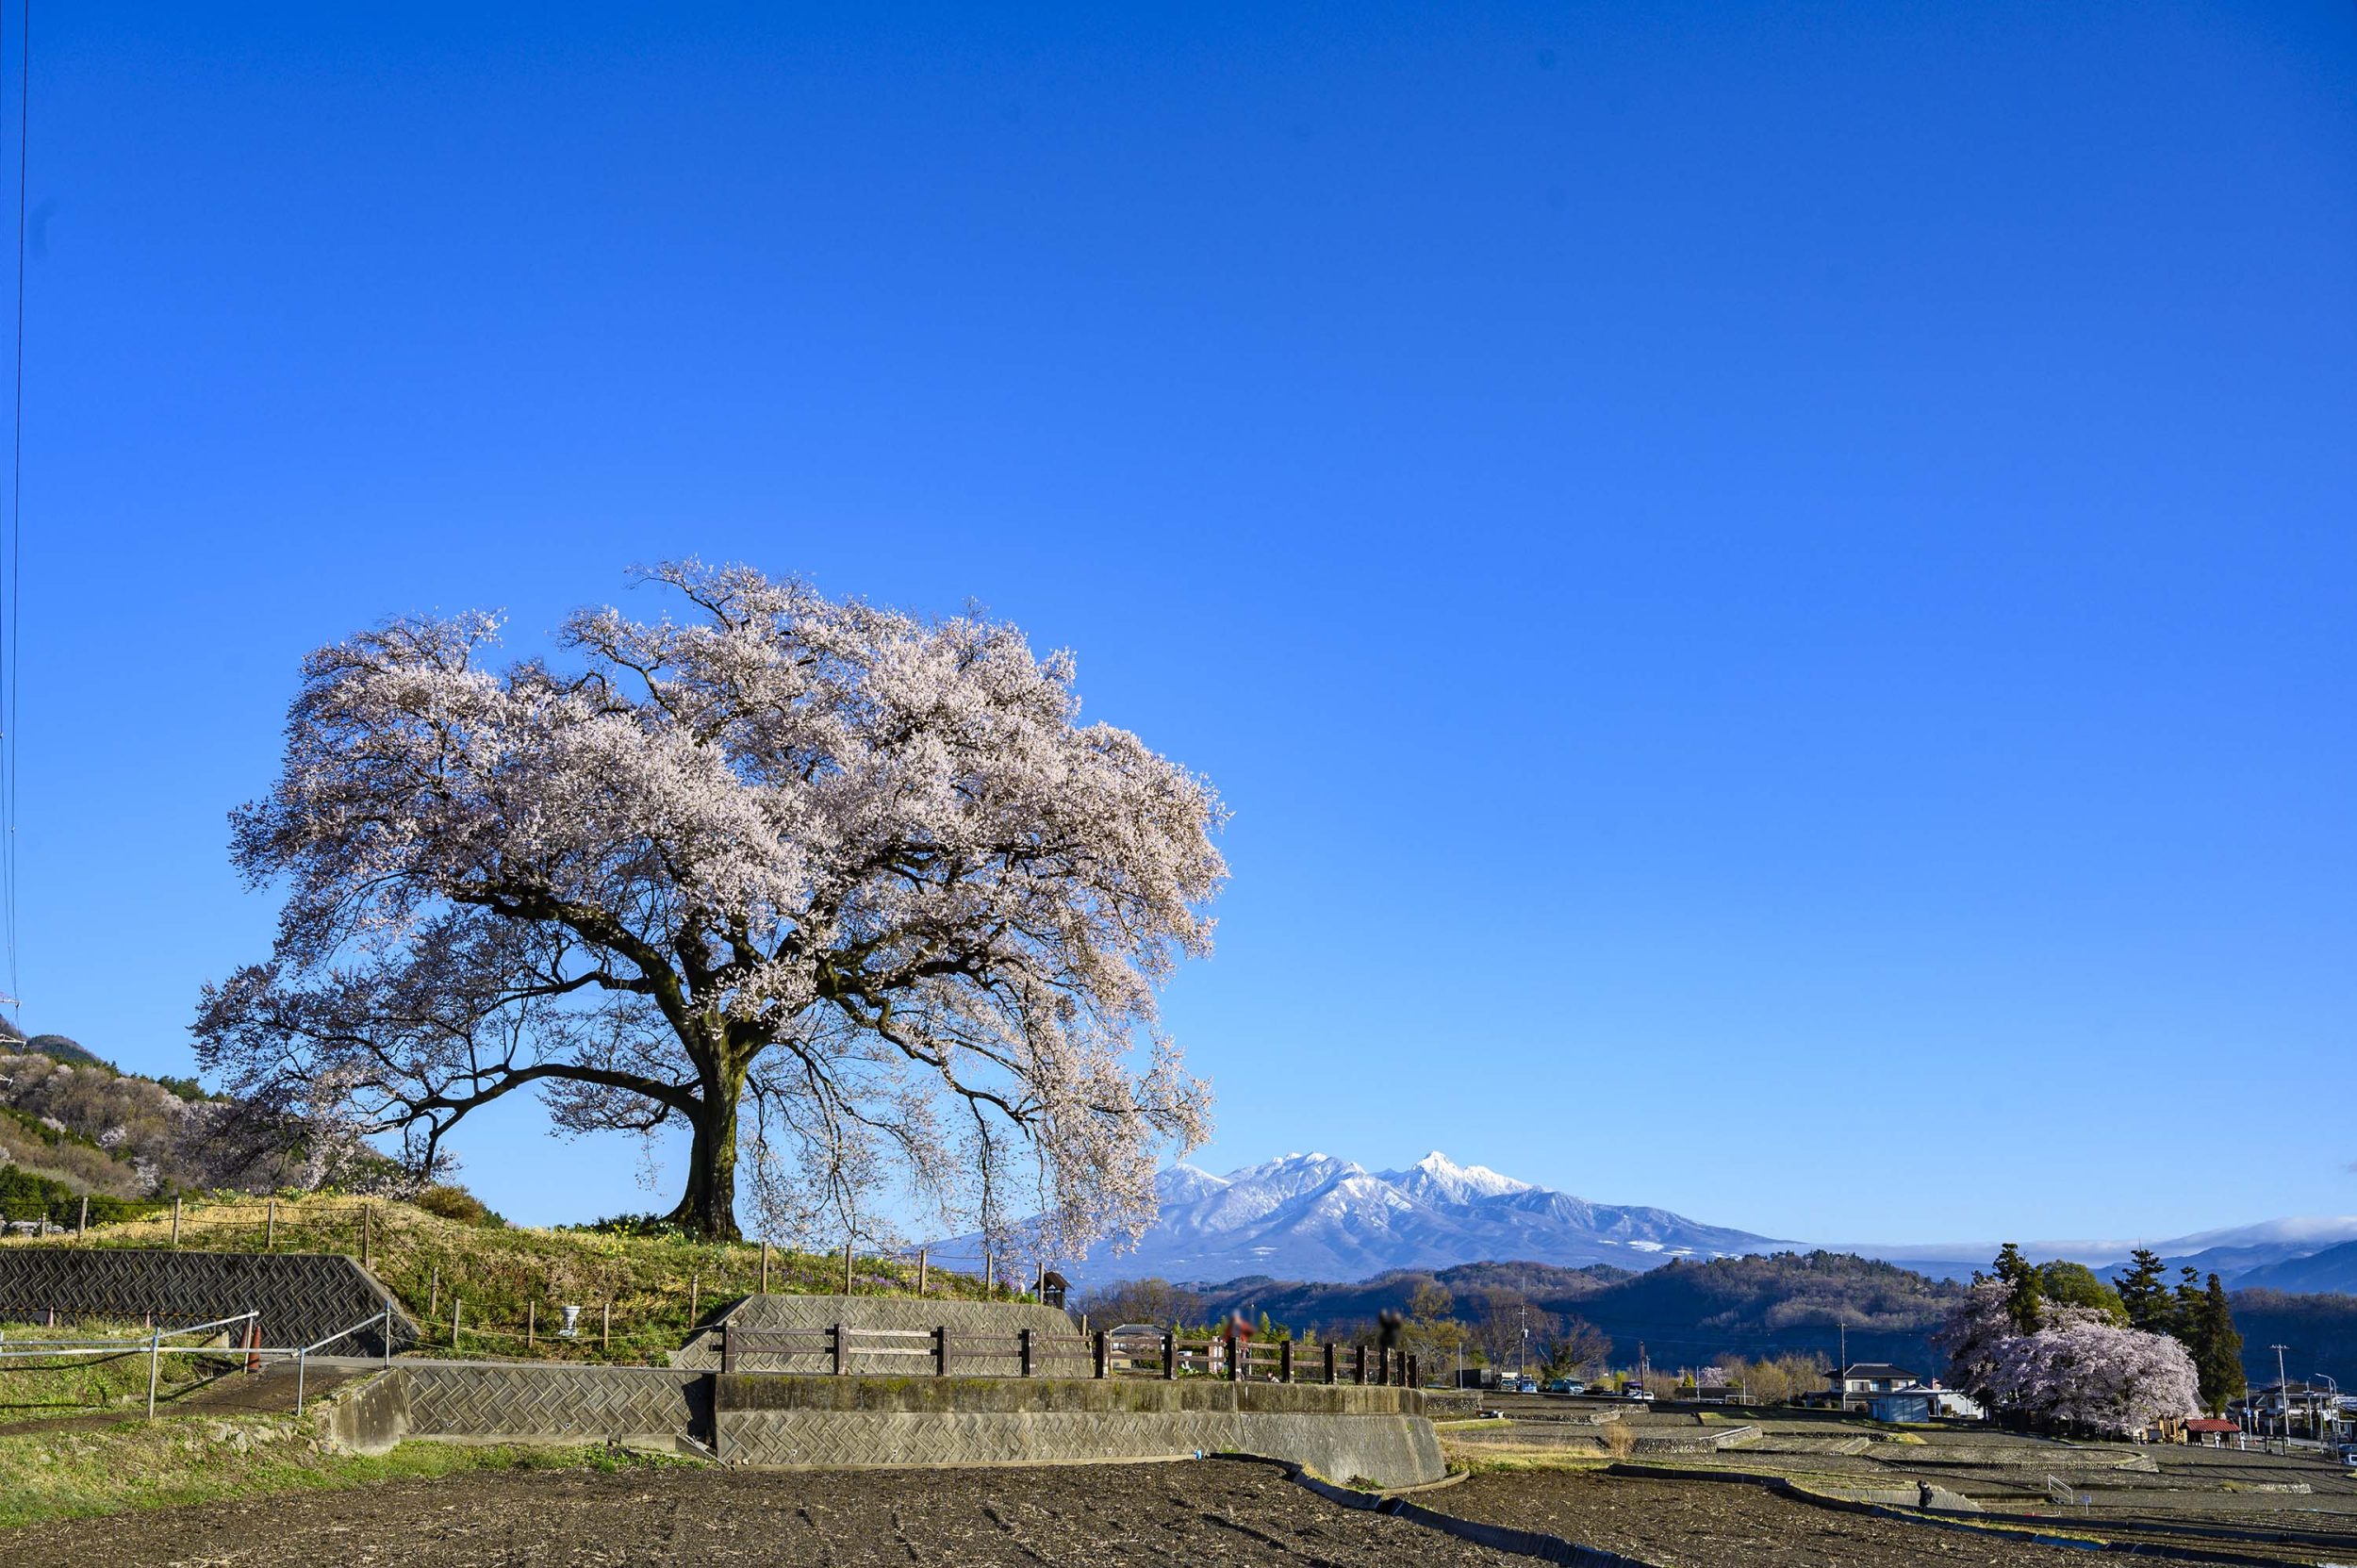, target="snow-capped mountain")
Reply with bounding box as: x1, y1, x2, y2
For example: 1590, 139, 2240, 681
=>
969, 1150, 1797, 1286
